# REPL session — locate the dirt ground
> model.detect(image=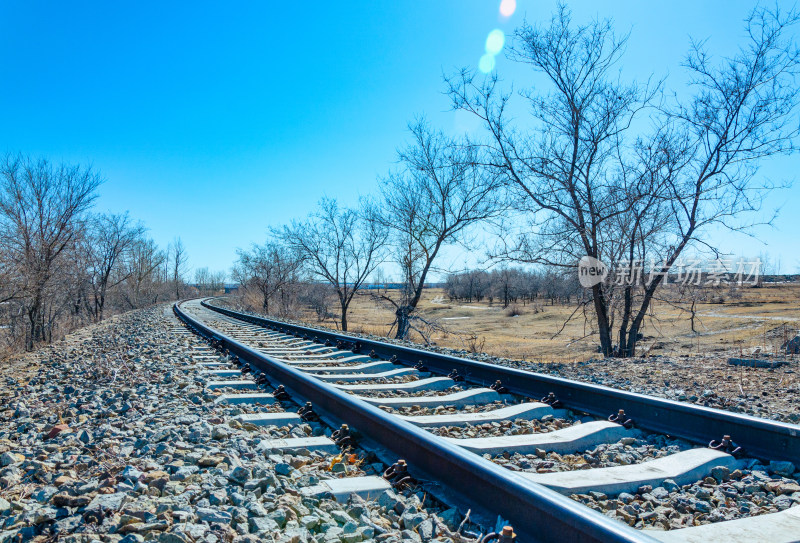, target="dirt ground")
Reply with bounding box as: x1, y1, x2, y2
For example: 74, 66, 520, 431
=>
291, 283, 800, 363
